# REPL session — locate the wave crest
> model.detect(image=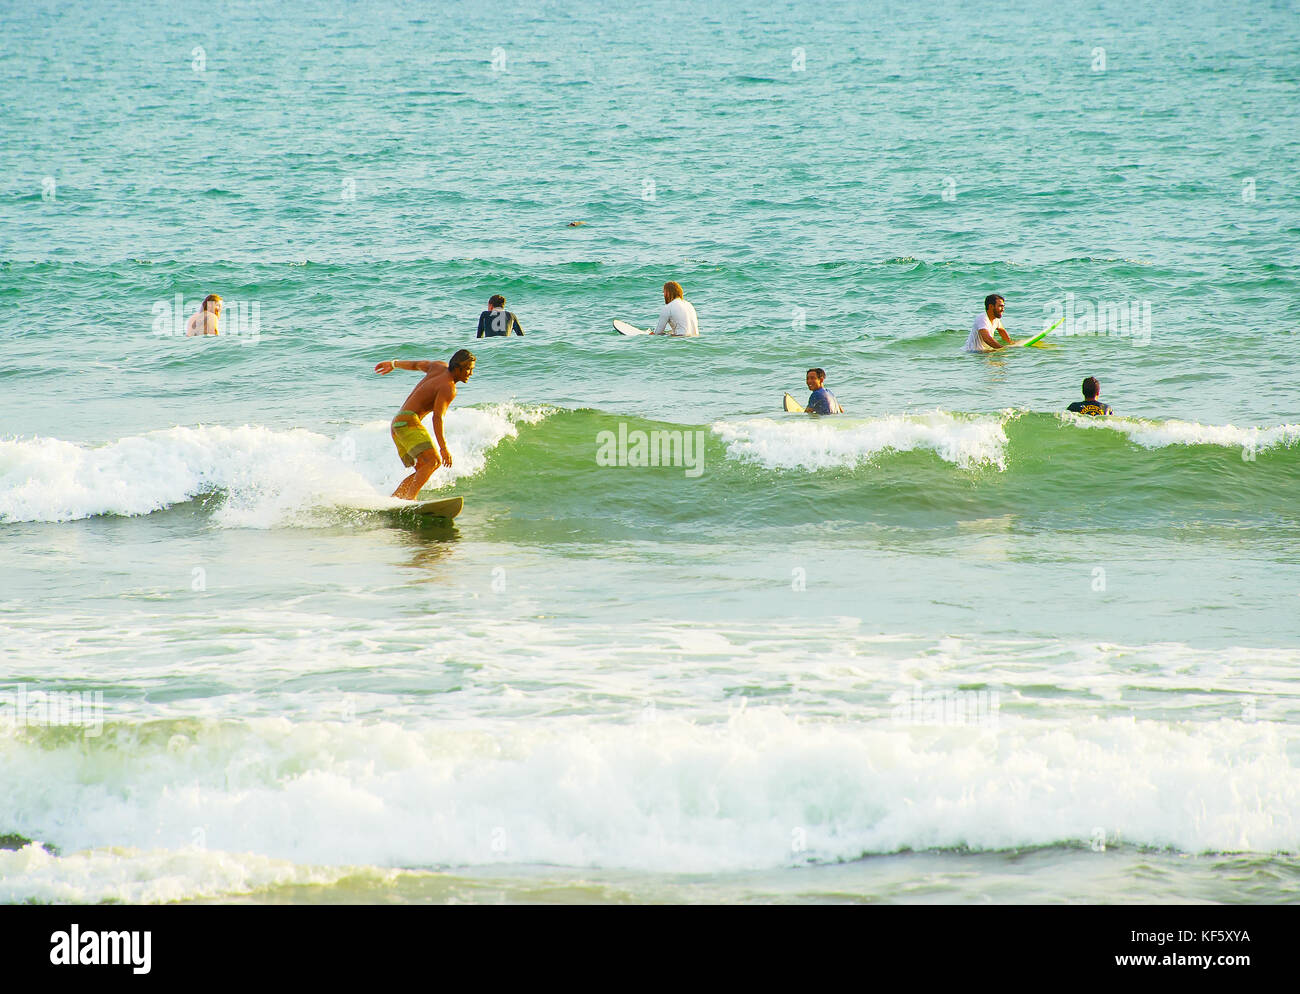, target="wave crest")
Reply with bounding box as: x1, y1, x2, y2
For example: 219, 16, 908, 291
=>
0, 404, 550, 525
1067, 415, 1300, 451
714, 412, 1012, 471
